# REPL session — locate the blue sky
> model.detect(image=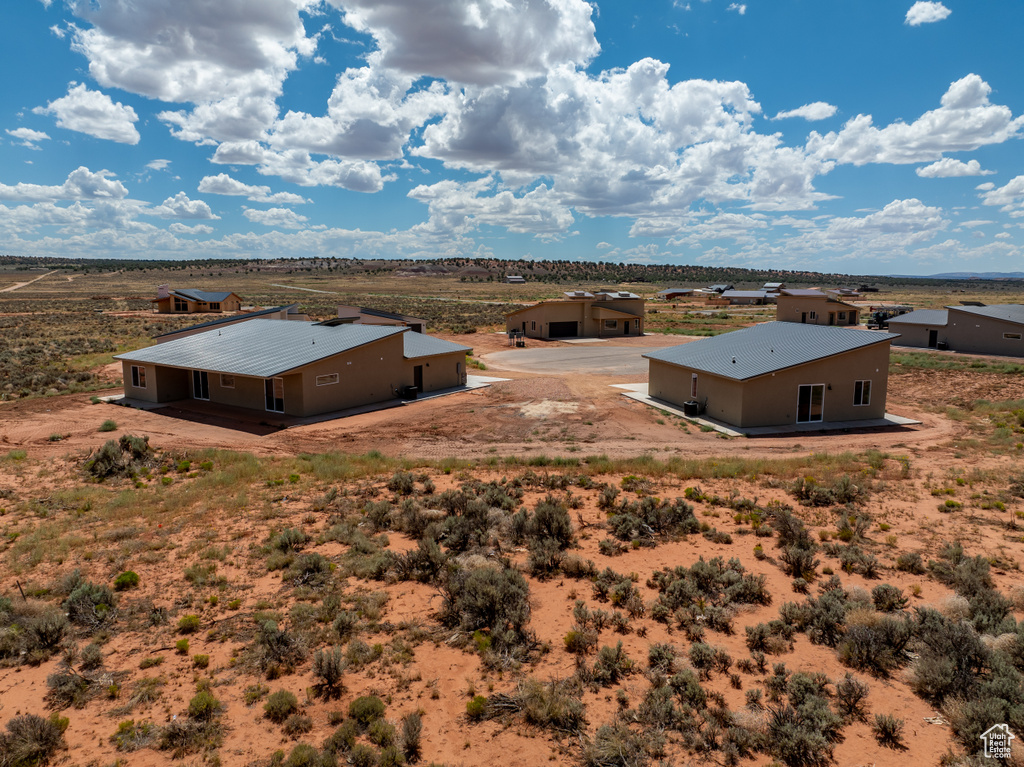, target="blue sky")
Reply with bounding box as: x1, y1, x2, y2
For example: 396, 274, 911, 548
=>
2, 0, 1023, 275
